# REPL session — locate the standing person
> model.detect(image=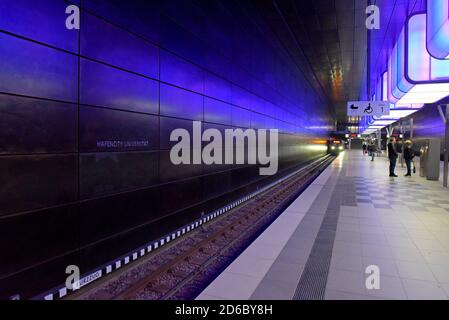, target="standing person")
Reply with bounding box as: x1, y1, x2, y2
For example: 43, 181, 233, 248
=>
367, 142, 373, 158
370, 142, 376, 161
403, 140, 414, 177
387, 138, 398, 177
362, 142, 367, 155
